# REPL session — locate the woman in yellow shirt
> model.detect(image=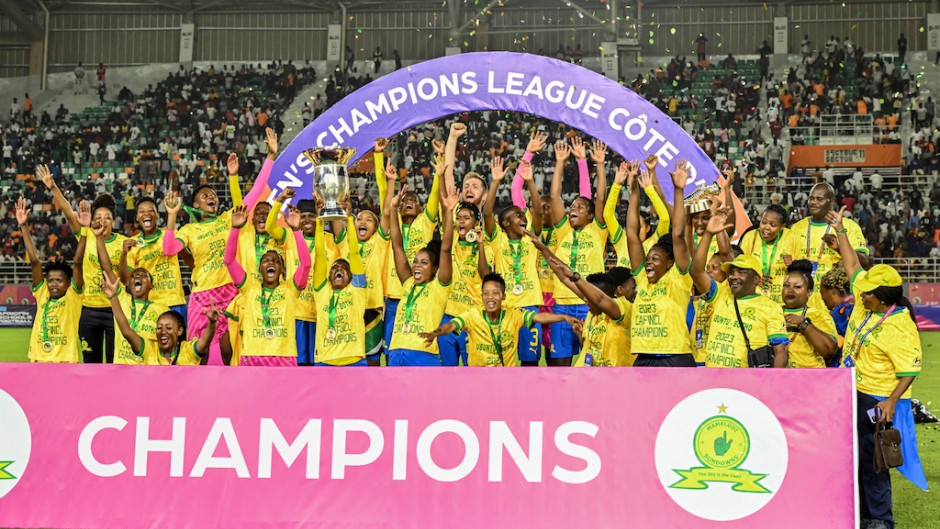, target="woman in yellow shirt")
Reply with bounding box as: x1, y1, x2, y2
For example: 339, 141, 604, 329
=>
387, 183, 455, 366
780, 260, 839, 368
626, 160, 696, 366
102, 275, 215, 366
829, 206, 926, 523
738, 204, 796, 304
39, 163, 127, 364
